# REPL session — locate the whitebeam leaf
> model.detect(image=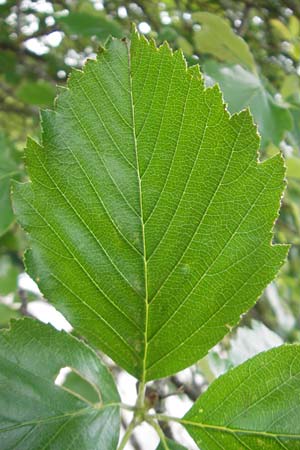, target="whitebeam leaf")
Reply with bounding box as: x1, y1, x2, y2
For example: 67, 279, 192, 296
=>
183, 345, 300, 449
0, 319, 120, 450
13, 29, 288, 381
